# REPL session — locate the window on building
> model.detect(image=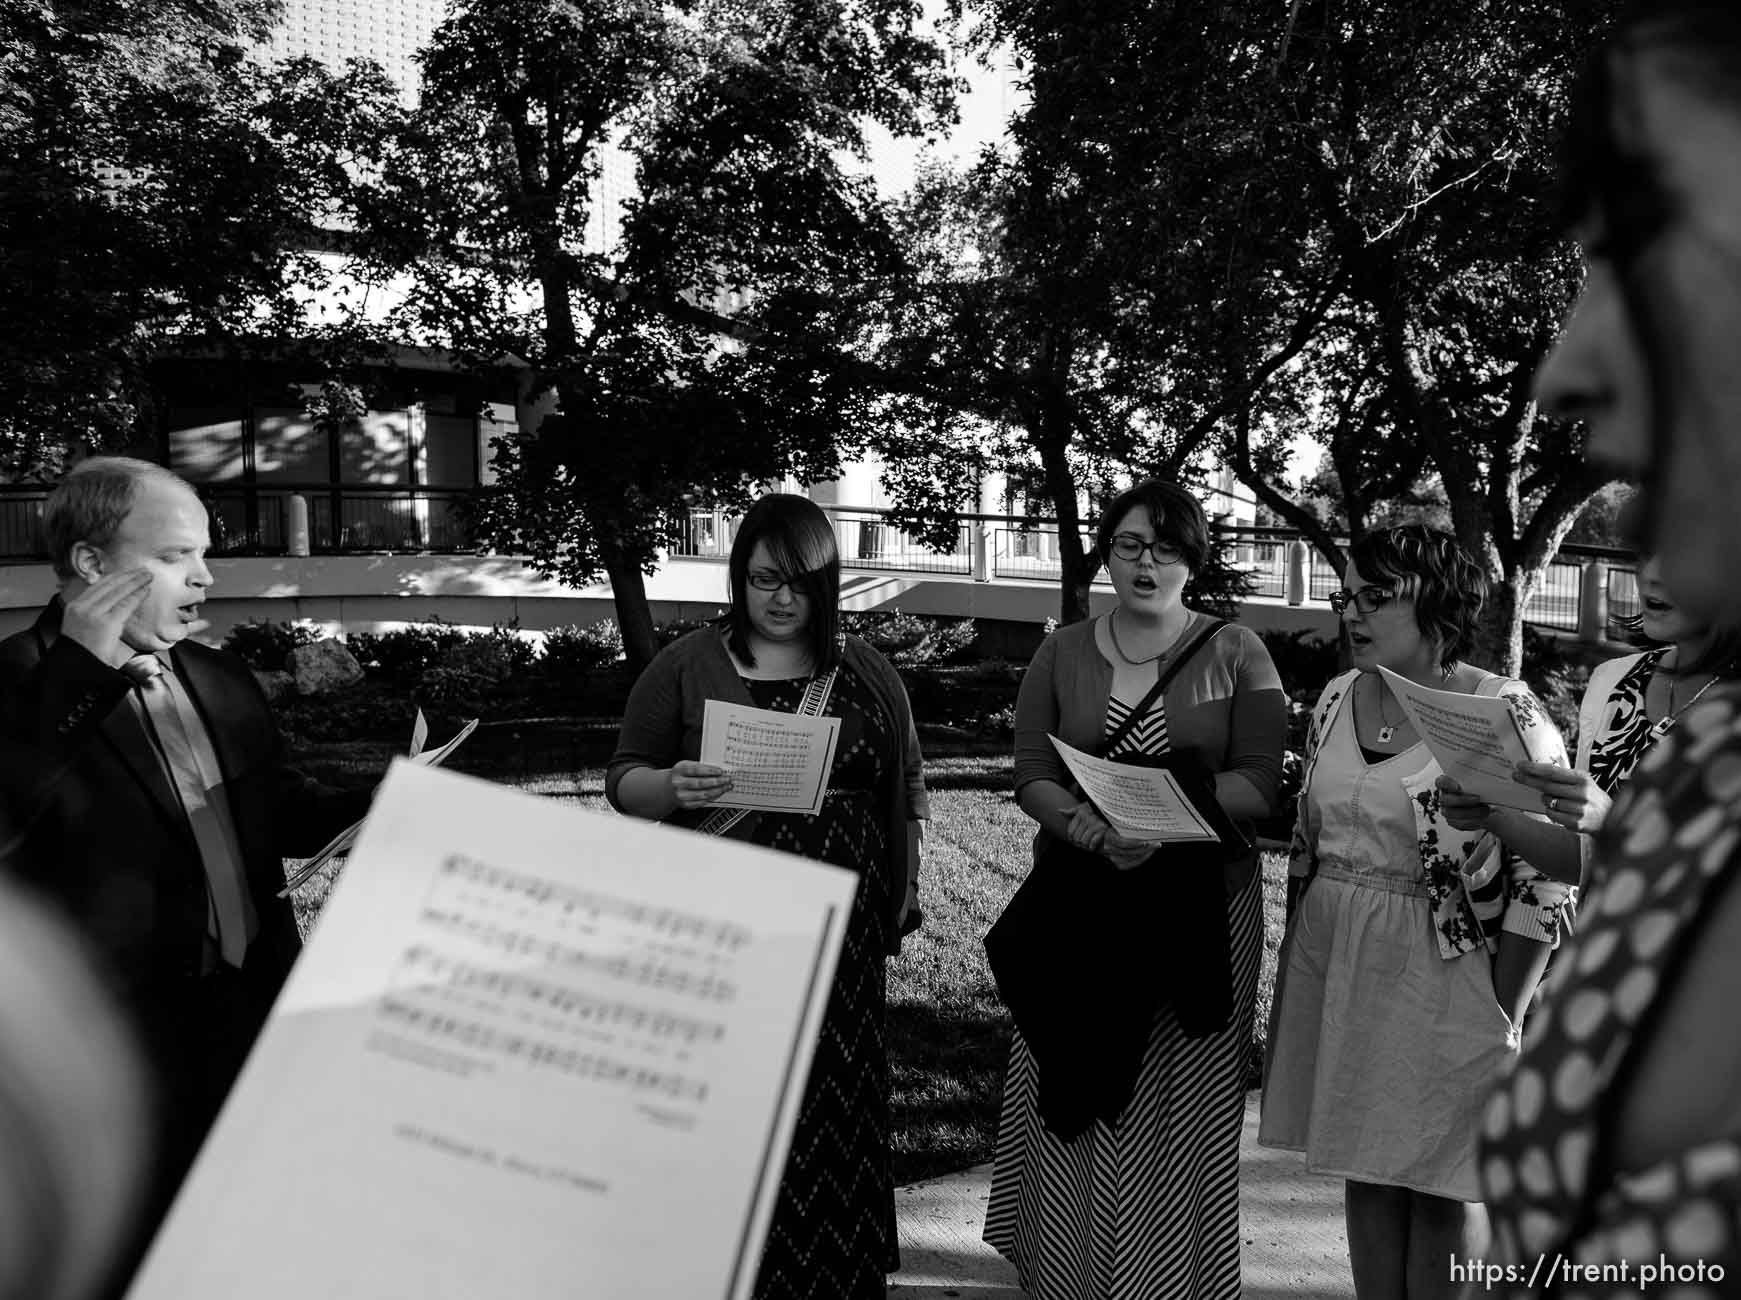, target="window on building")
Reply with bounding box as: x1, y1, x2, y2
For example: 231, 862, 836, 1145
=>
165, 409, 245, 482
422, 411, 477, 487
252, 408, 330, 483
338, 410, 410, 483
